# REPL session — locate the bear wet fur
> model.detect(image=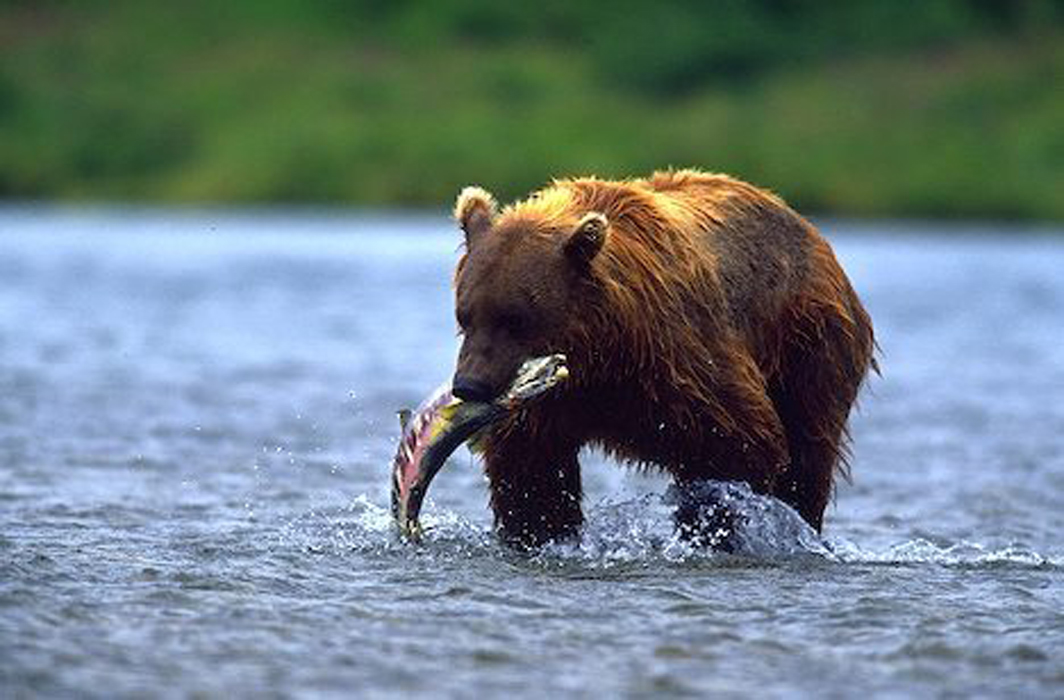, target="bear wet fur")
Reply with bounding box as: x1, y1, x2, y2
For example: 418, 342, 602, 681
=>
451, 170, 876, 548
